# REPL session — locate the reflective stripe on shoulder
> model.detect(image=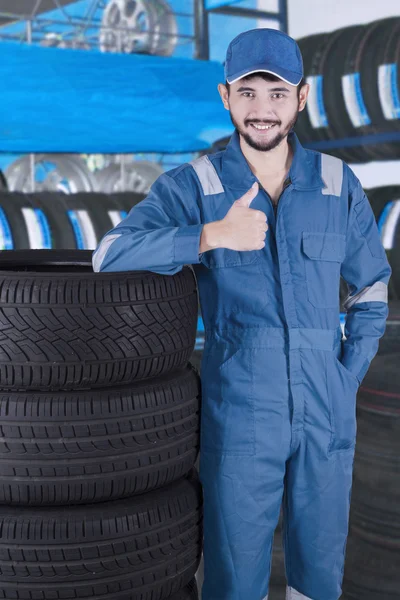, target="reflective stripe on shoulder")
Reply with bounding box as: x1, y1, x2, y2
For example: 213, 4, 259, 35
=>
320, 153, 343, 196
92, 233, 122, 272
343, 281, 388, 311
189, 155, 224, 196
